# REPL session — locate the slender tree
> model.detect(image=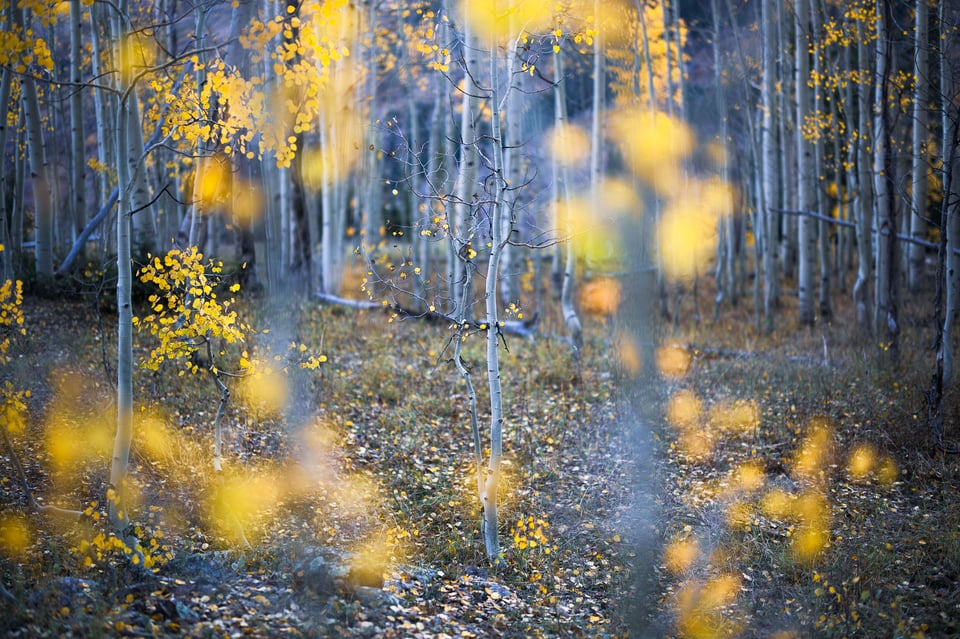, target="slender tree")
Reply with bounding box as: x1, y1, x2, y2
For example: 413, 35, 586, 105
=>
797, 0, 816, 326
909, 0, 931, 292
